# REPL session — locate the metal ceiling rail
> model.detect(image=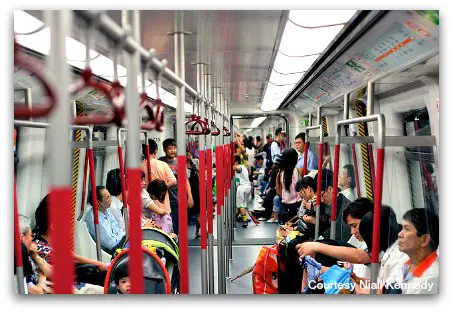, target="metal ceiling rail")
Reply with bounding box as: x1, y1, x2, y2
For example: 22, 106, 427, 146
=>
74, 10, 198, 99
74, 11, 226, 121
